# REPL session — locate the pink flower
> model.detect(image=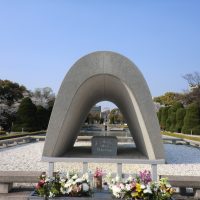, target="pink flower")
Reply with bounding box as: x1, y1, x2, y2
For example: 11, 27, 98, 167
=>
35, 183, 41, 189
139, 170, 152, 185
94, 168, 103, 177
35, 179, 45, 189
